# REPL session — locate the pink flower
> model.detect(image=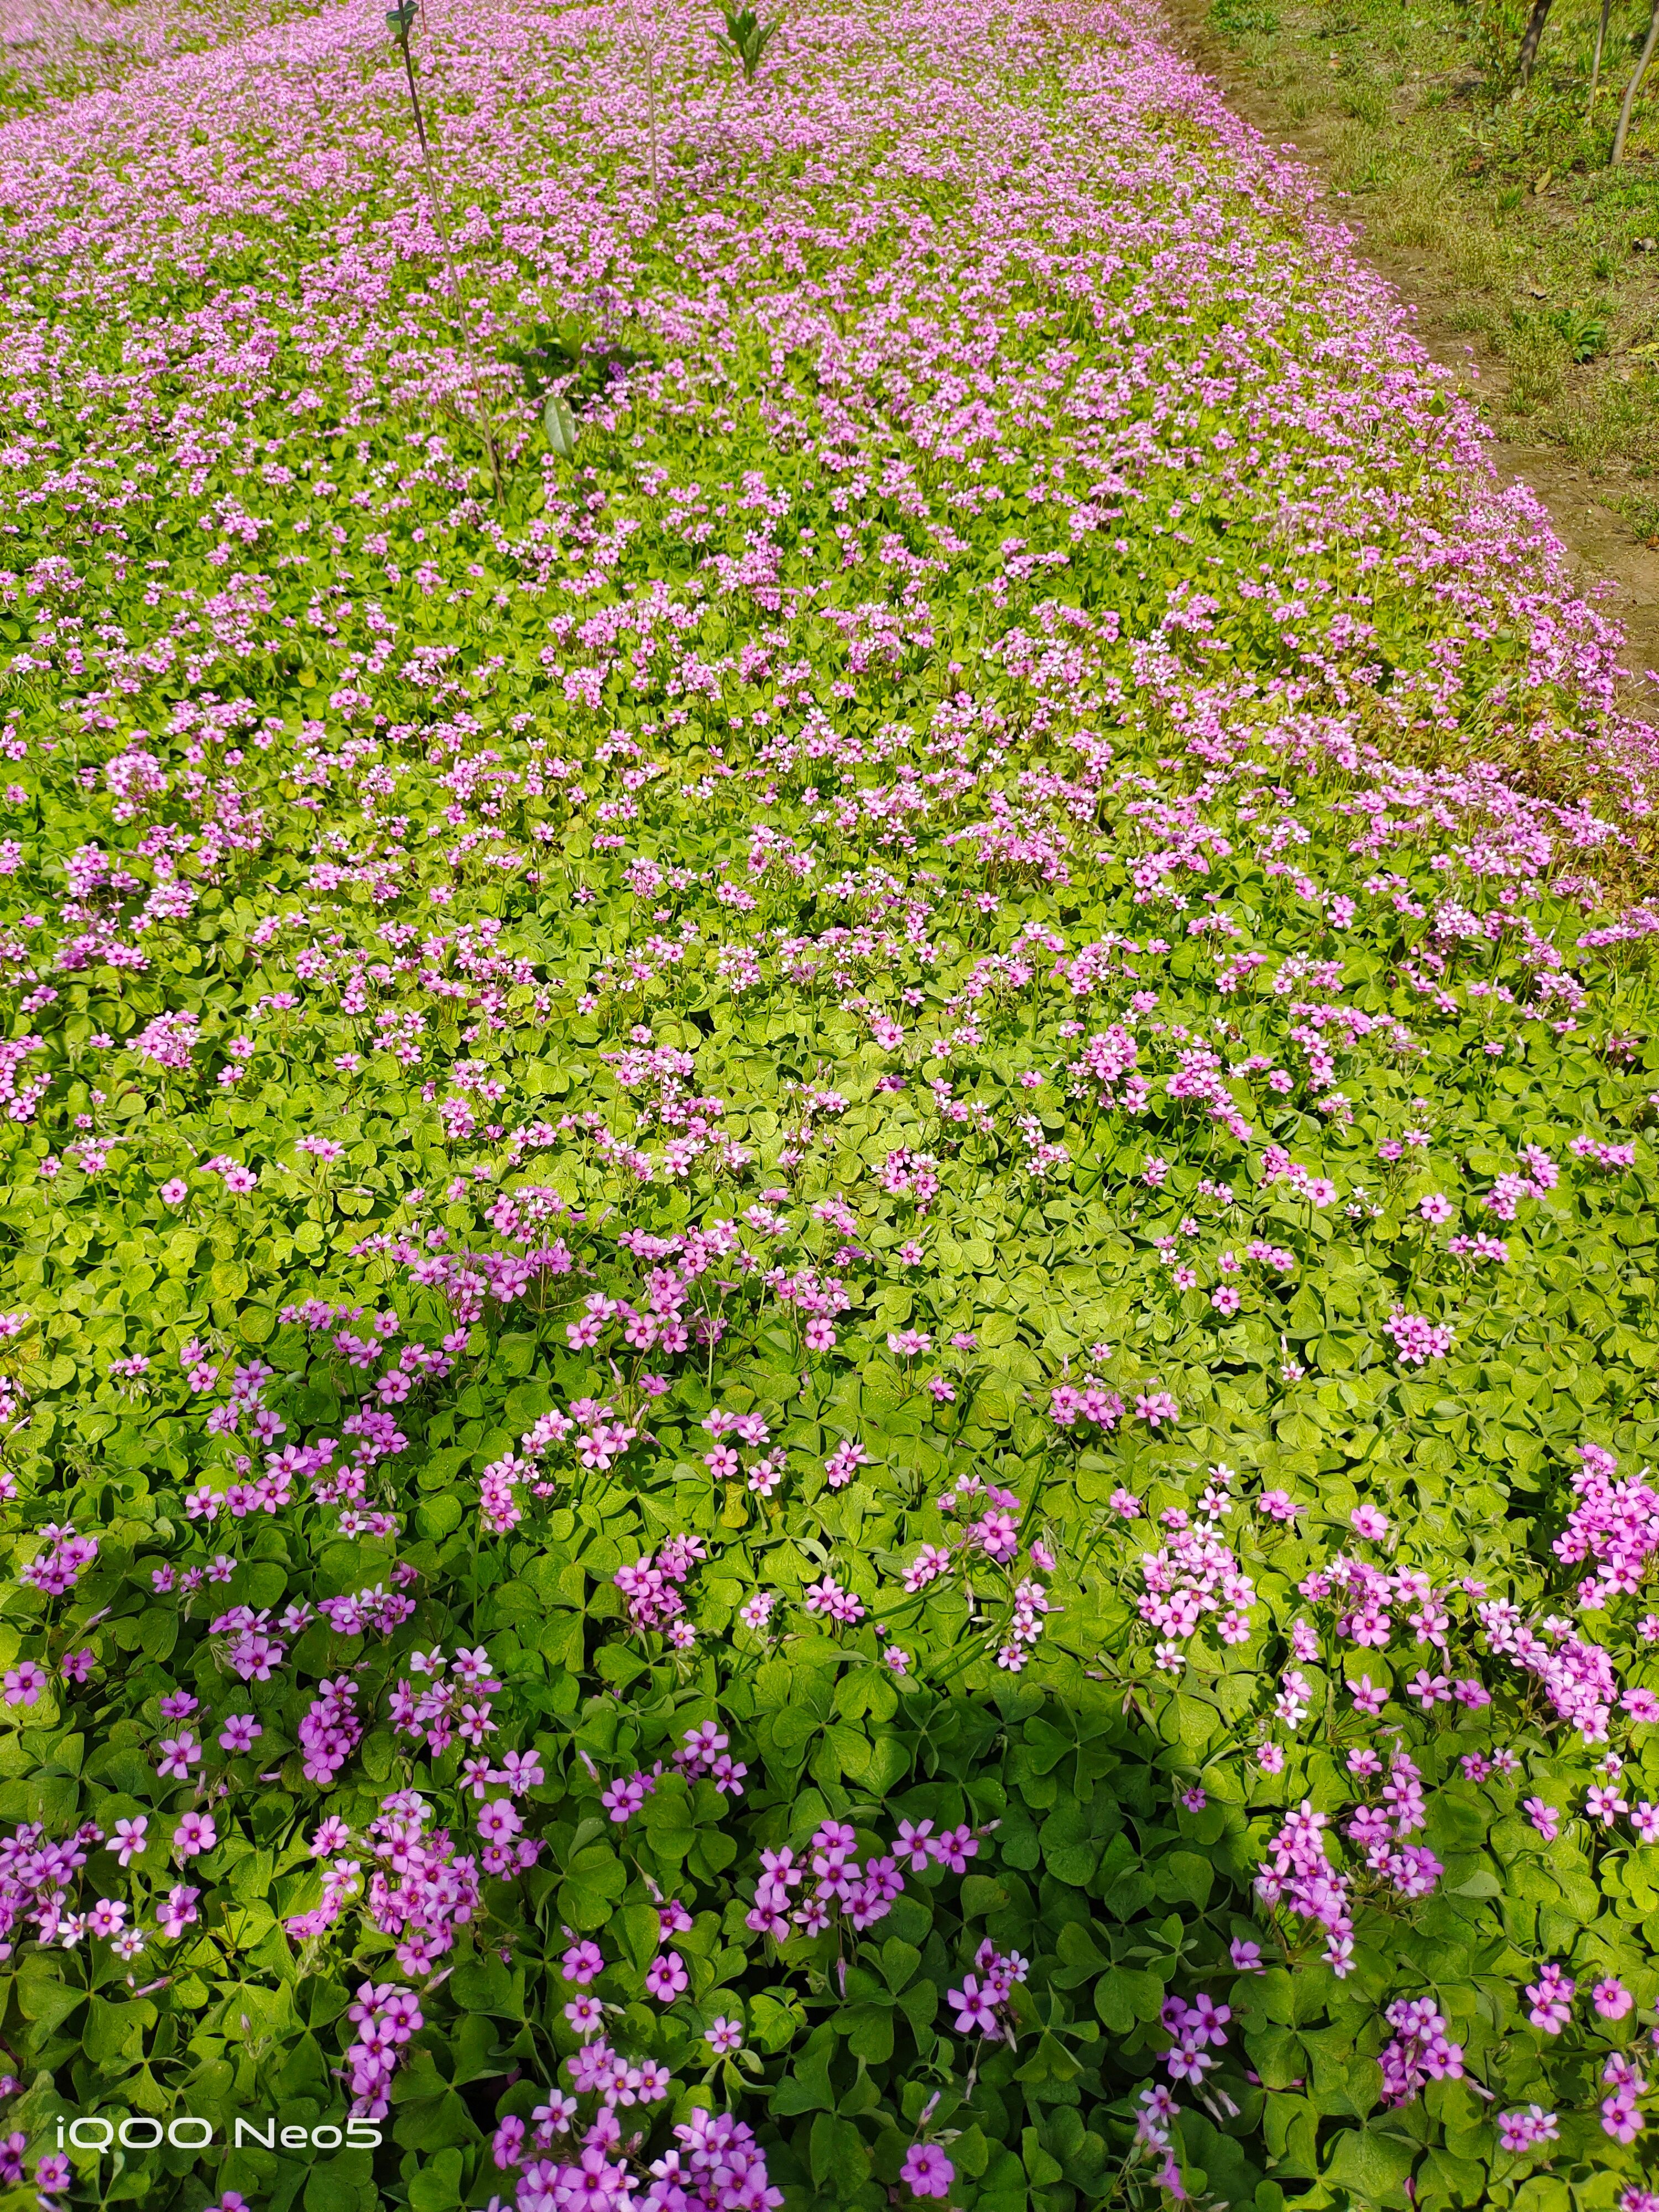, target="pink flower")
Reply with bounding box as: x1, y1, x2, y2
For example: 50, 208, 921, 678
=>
173, 1812, 217, 1859
1595, 1978, 1634, 2021
158, 1885, 200, 1938
476, 1799, 523, 1845
112, 1817, 149, 1867
1, 1662, 46, 1708
561, 1940, 603, 1985
1603, 2086, 1645, 2145
1524, 1963, 1575, 2034
945, 1974, 999, 2034
156, 1732, 202, 1780
644, 1950, 688, 2001
900, 2145, 955, 2199
1523, 1796, 1560, 1842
